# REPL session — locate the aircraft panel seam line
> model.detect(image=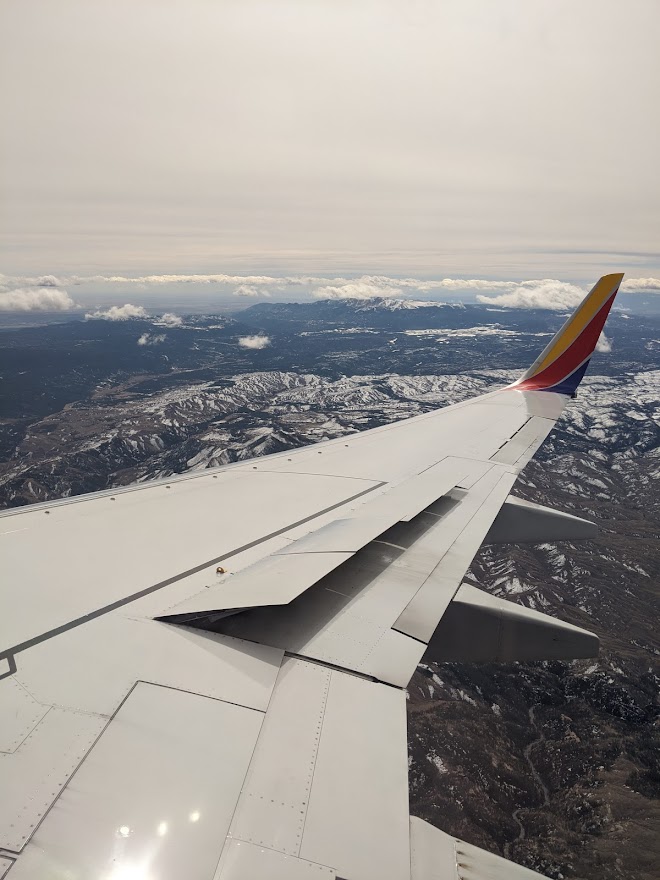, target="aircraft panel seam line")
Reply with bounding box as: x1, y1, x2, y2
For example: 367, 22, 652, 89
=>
491, 416, 532, 453
209, 704, 271, 877
117, 675, 270, 715
295, 666, 332, 858
9, 681, 139, 852
0, 465, 381, 518
253, 469, 383, 483
282, 651, 378, 683
219, 836, 338, 874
